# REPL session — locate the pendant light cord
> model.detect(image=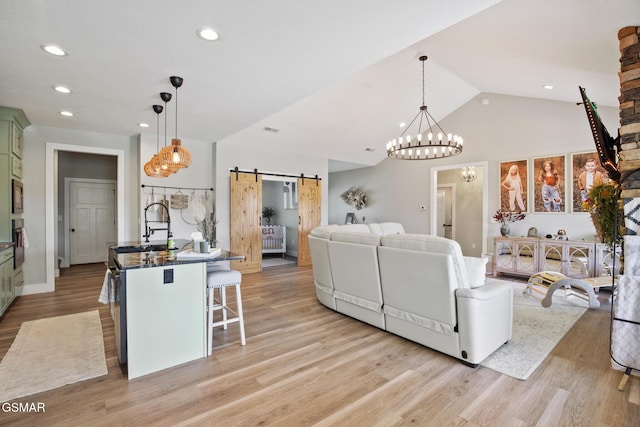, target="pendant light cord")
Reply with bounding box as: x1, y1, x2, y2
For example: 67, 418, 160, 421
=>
175, 87, 178, 139
164, 100, 168, 147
